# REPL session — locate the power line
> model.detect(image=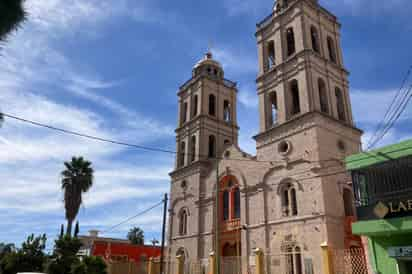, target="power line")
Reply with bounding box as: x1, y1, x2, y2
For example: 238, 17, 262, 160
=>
102, 200, 164, 234
0, 111, 342, 165
1, 112, 177, 155
367, 84, 412, 150
366, 65, 412, 149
